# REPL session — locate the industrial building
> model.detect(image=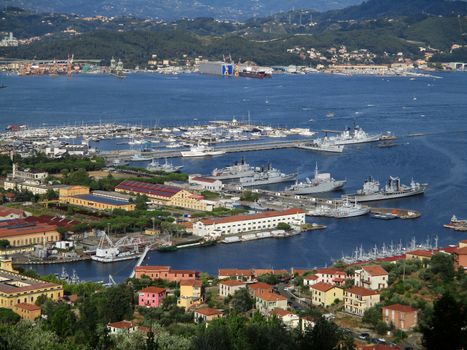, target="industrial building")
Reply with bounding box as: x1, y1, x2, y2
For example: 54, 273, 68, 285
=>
199, 61, 235, 76
192, 208, 306, 237
115, 180, 213, 212
59, 186, 135, 212
0, 220, 60, 247
2, 164, 66, 195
